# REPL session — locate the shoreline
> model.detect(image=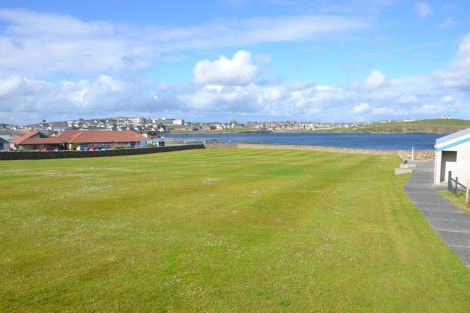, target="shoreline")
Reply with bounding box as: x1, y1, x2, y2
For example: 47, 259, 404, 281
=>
167, 130, 451, 135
